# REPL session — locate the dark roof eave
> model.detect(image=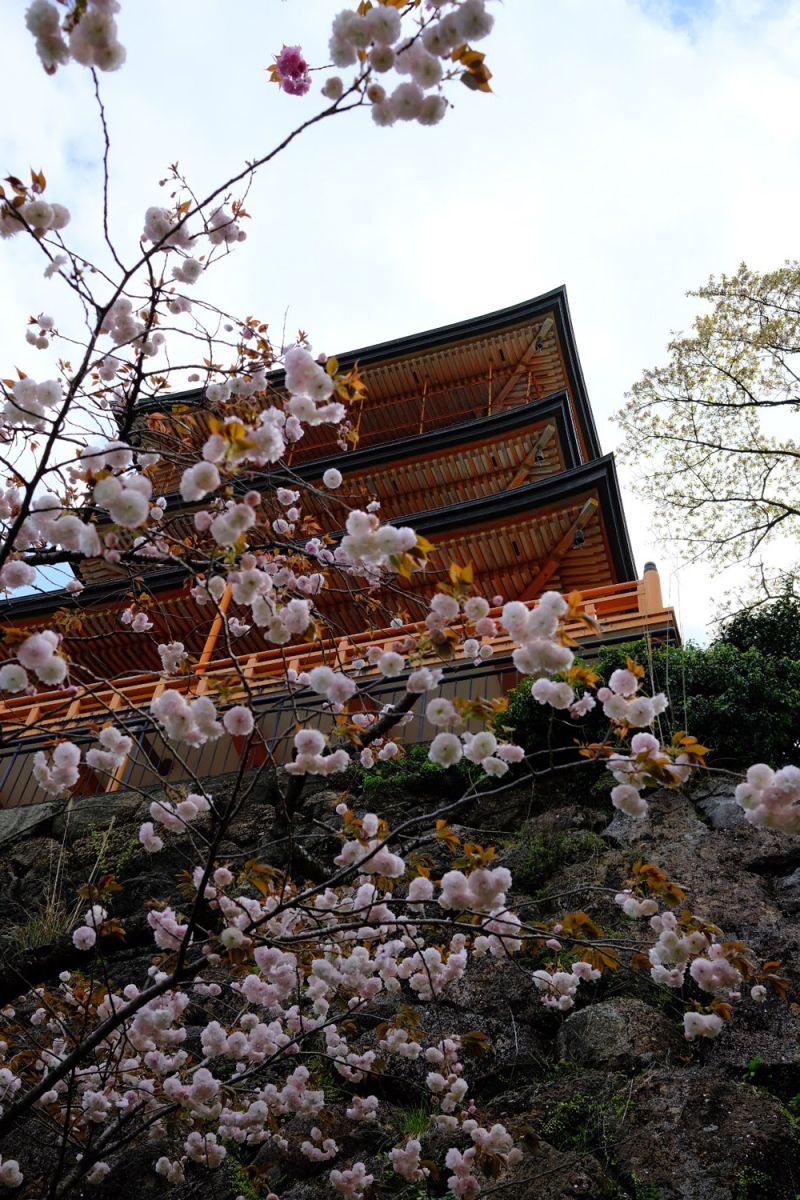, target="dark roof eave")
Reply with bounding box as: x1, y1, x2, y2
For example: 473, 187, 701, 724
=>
128, 287, 602, 461
1, 456, 633, 623
230, 393, 582, 496
404, 453, 636, 583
